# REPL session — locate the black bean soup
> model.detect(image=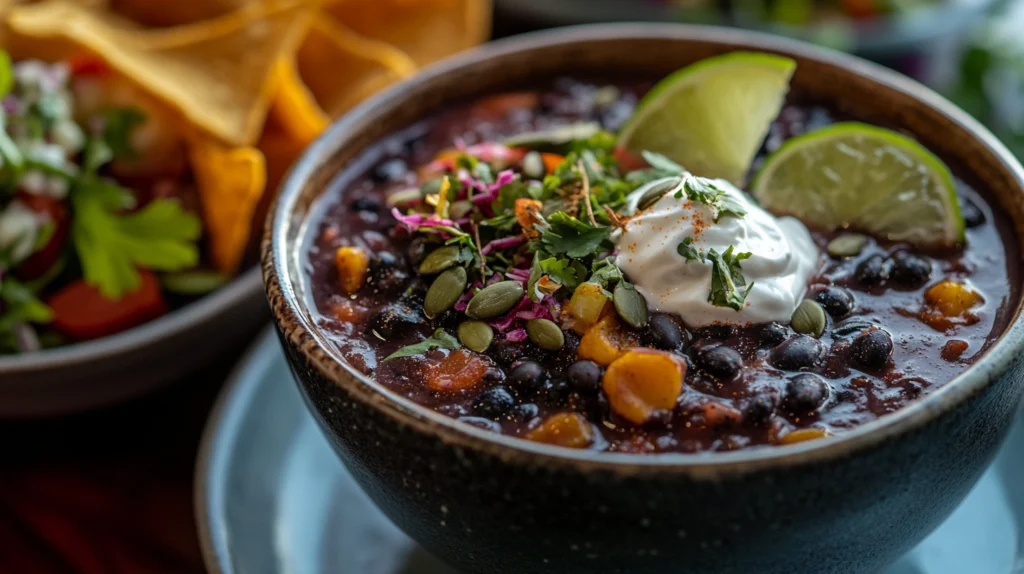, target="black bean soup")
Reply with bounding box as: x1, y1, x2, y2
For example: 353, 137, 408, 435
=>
304, 78, 1017, 454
